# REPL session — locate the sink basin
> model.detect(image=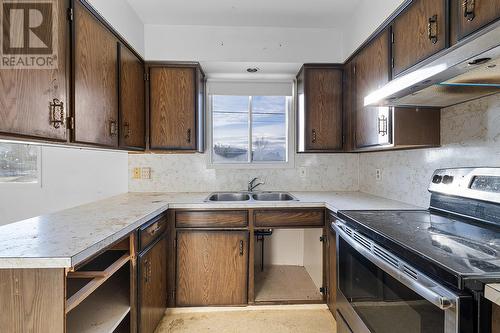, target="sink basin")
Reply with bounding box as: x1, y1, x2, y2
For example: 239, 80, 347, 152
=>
207, 192, 251, 202
252, 192, 297, 201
